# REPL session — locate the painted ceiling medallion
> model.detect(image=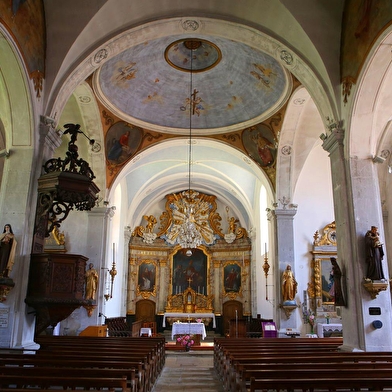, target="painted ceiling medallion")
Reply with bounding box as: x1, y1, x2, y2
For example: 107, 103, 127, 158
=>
165, 38, 221, 72
94, 35, 290, 133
